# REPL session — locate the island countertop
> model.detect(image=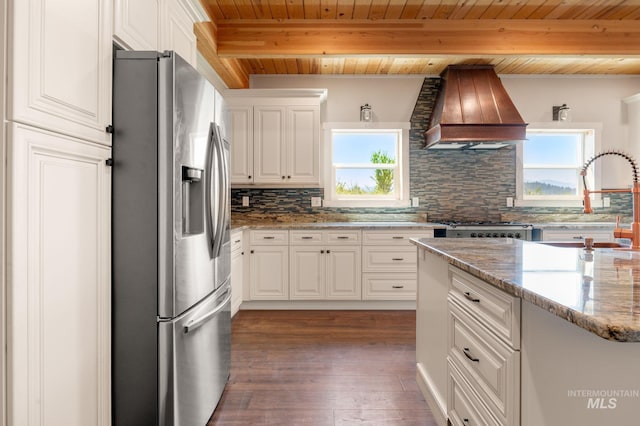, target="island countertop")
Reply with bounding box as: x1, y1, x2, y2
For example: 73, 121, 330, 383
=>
411, 238, 640, 342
